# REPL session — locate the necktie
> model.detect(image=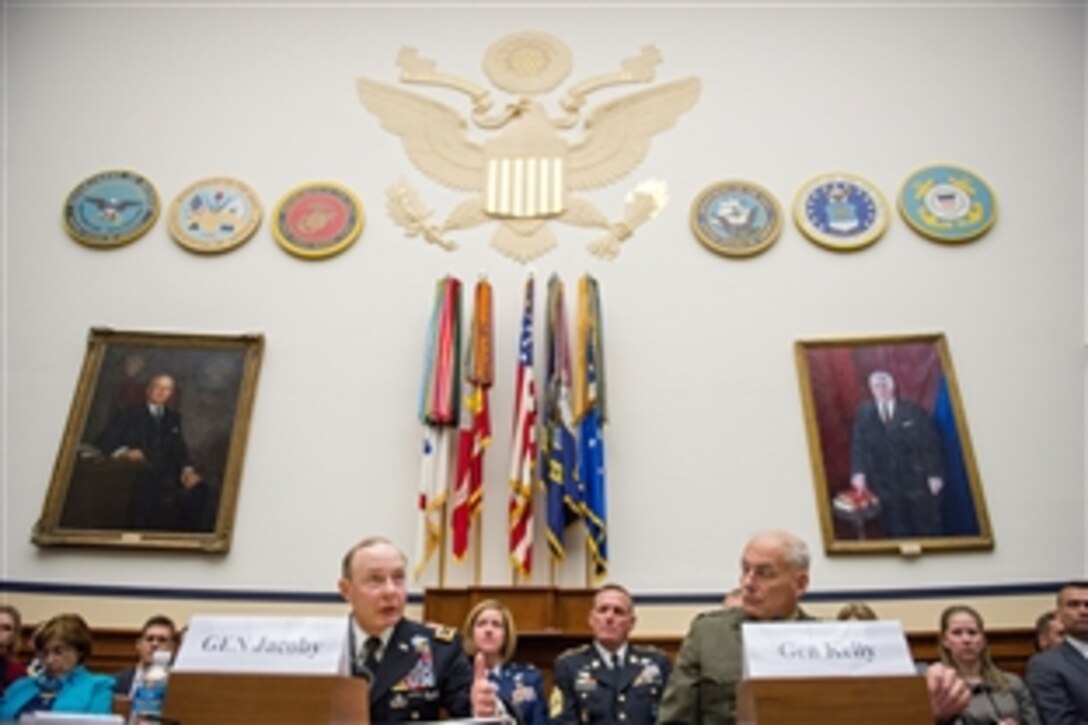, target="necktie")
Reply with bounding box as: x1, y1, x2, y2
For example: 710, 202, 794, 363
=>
362, 636, 381, 678
604, 651, 616, 670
